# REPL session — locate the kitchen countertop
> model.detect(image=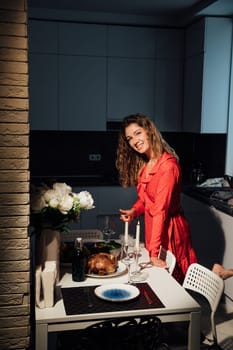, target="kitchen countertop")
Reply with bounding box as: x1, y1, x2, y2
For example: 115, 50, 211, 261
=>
182, 186, 233, 217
